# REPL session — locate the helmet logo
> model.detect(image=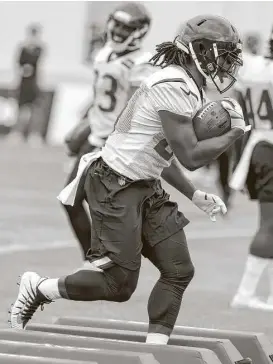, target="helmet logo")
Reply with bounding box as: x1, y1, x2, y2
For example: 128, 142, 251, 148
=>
114, 11, 132, 23
207, 63, 214, 71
